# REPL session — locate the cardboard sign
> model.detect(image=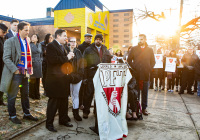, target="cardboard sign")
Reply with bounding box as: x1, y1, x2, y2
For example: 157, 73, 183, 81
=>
165, 57, 177, 72
154, 54, 163, 68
